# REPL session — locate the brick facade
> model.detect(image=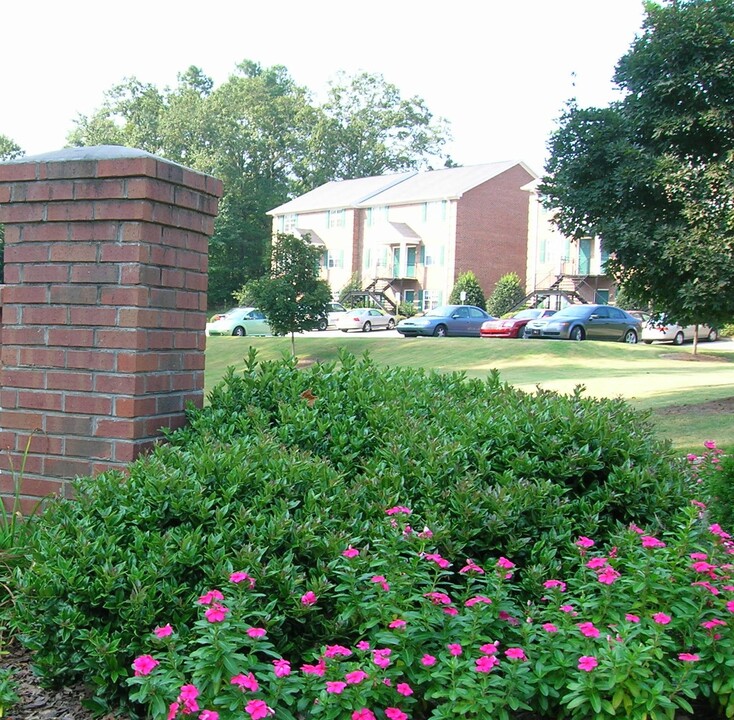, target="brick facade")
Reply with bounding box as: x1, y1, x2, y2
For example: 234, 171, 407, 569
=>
0, 146, 222, 512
